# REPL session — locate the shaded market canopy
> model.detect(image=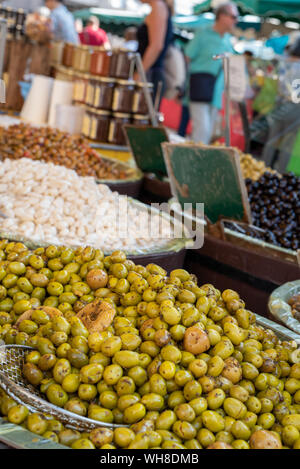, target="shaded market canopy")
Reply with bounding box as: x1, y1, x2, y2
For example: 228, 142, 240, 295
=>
73, 6, 262, 33
72, 0, 300, 38
194, 0, 300, 22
